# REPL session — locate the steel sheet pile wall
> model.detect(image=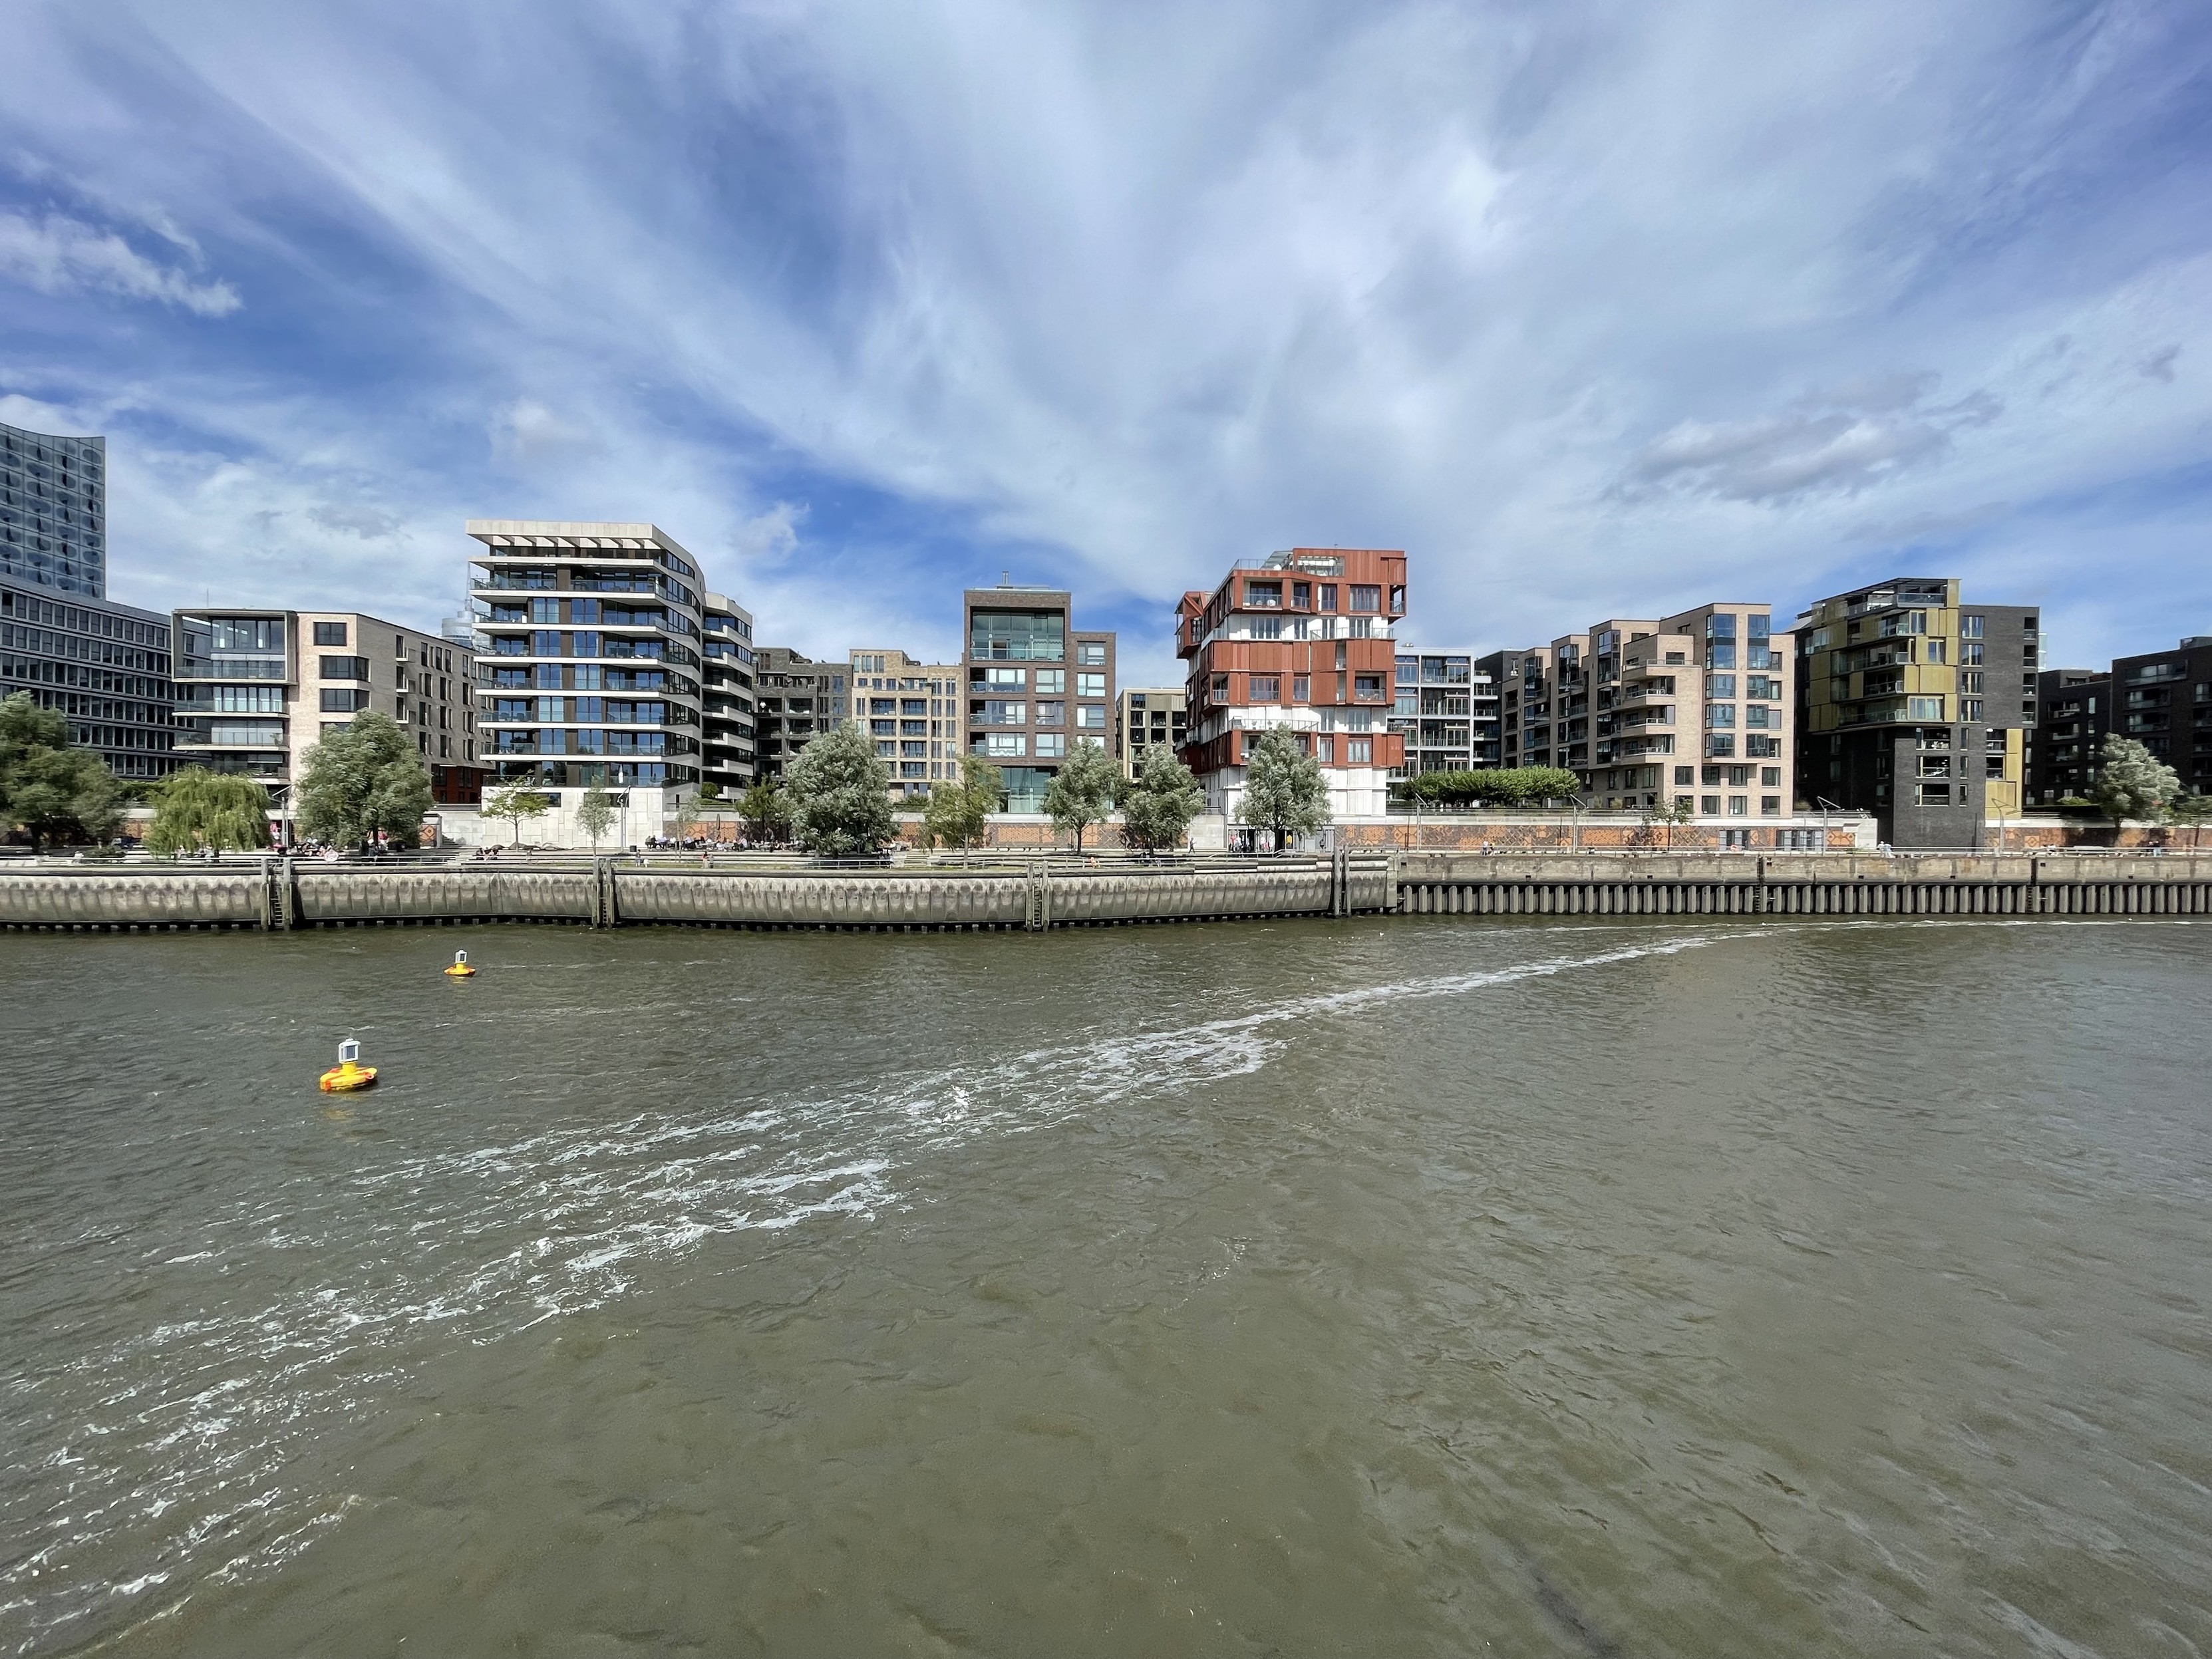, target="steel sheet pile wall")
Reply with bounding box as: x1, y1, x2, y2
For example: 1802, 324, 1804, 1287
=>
1395, 853, 2211, 917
